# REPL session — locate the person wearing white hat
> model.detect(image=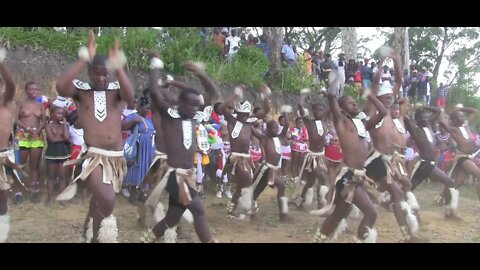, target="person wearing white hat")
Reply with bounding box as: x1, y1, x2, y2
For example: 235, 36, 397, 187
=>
141, 53, 219, 243
437, 106, 480, 213
312, 71, 386, 243
364, 52, 424, 242
219, 85, 271, 220
404, 105, 459, 221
